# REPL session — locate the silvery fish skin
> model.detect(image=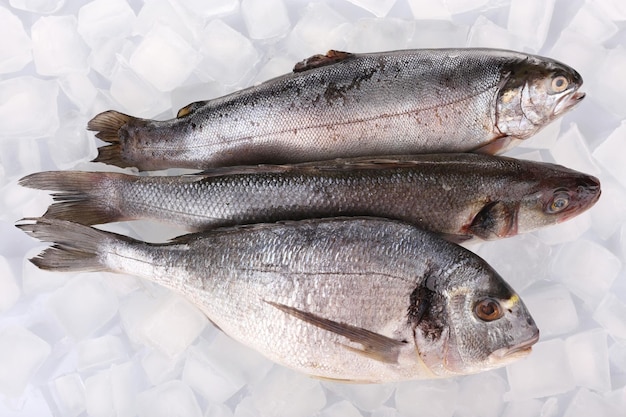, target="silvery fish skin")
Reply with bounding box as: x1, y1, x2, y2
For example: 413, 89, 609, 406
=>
20, 154, 601, 241
19, 217, 539, 382
88, 48, 585, 171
